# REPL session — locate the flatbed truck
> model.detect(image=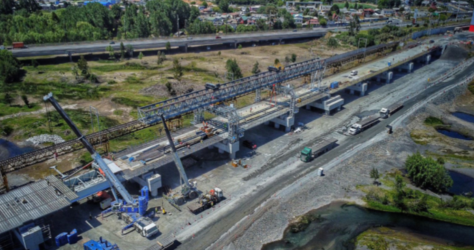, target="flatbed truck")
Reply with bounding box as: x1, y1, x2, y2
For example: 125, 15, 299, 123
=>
187, 188, 224, 214
300, 138, 338, 162
348, 115, 380, 135
379, 103, 403, 118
